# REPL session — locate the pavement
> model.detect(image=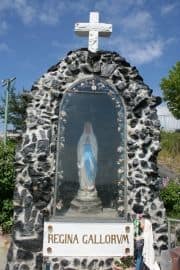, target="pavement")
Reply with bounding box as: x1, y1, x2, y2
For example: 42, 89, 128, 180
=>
158, 164, 179, 179
159, 250, 172, 270
0, 235, 10, 270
